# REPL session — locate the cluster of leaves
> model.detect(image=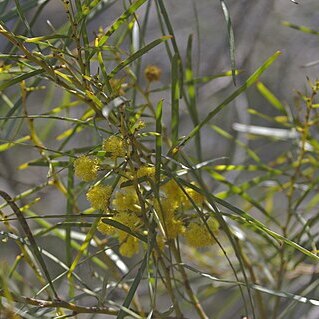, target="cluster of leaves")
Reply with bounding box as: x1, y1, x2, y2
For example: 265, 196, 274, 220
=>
0, 1, 318, 319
